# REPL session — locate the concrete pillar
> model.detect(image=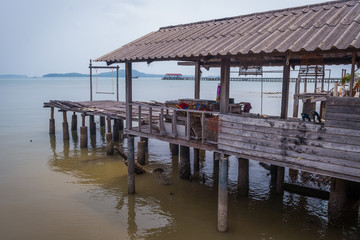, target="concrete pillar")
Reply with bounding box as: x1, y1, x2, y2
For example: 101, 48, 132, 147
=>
179, 145, 191, 179
62, 111, 69, 140
213, 152, 220, 187
128, 136, 135, 194
218, 156, 229, 232
170, 143, 179, 156
71, 112, 77, 131
237, 158, 249, 197
137, 140, 146, 165
49, 107, 55, 134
